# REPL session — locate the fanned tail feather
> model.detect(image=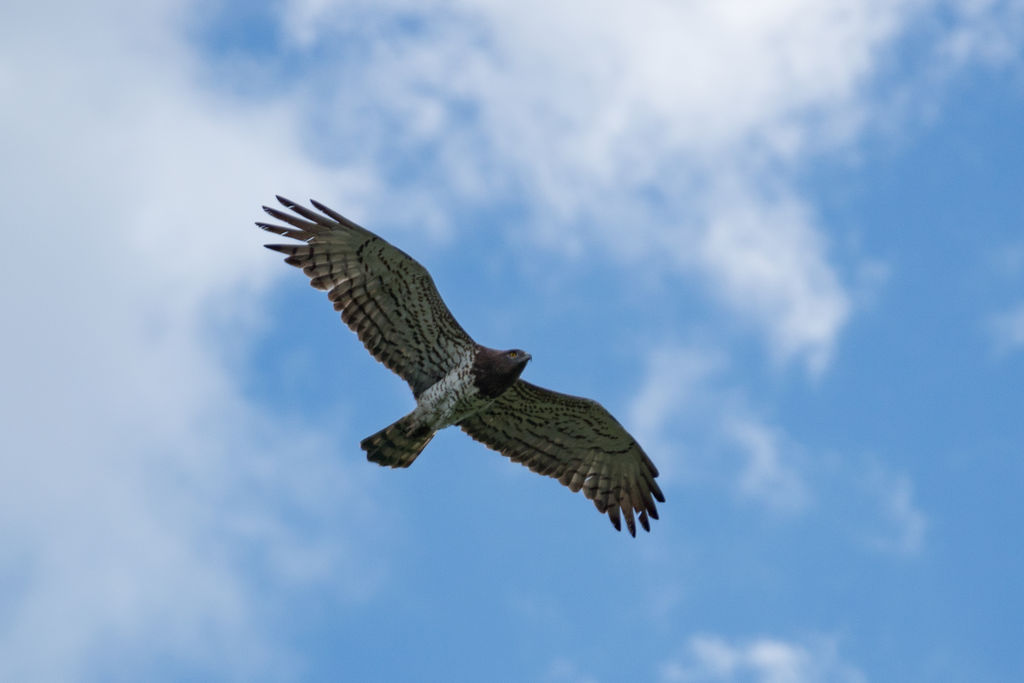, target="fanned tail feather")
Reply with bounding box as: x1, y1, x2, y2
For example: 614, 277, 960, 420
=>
361, 415, 434, 468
